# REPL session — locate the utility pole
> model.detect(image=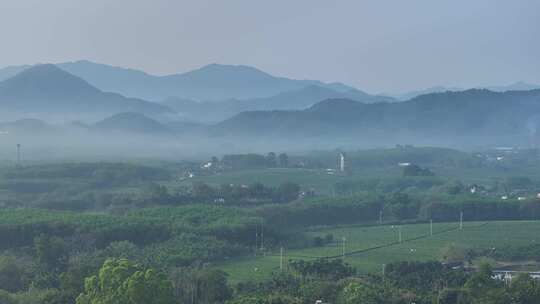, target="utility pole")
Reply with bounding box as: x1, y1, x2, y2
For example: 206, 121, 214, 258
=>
430, 219, 433, 236
16, 144, 21, 167
379, 210, 383, 225
460, 211, 463, 230
342, 237, 346, 257
255, 228, 258, 256
280, 247, 284, 271
382, 264, 386, 278
191, 282, 195, 304
260, 218, 264, 251
398, 226, 402, 243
